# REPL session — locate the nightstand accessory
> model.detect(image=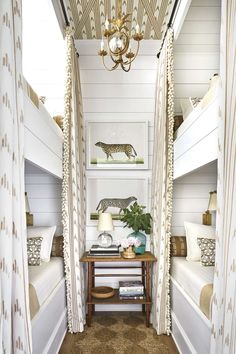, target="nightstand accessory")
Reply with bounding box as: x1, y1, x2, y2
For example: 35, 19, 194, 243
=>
97, 213, 114, 248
